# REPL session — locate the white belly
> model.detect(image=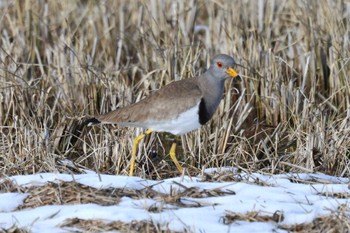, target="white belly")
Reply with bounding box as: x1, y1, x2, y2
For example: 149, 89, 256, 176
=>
146, 103, 201, 135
